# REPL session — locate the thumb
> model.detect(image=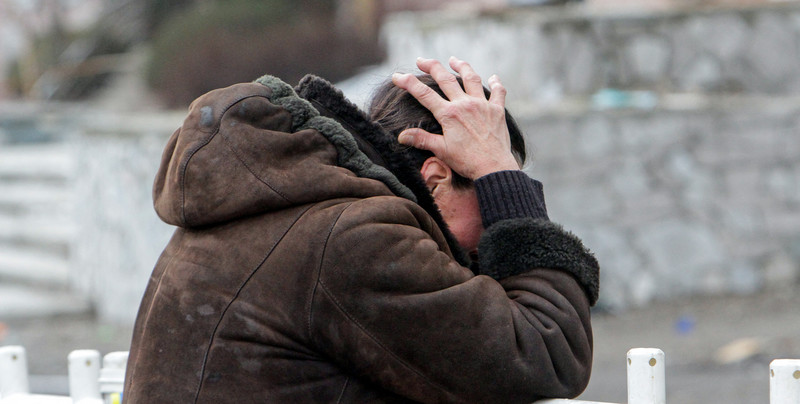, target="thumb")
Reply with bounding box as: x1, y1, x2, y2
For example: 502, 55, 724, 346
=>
398, 128, 444, 154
